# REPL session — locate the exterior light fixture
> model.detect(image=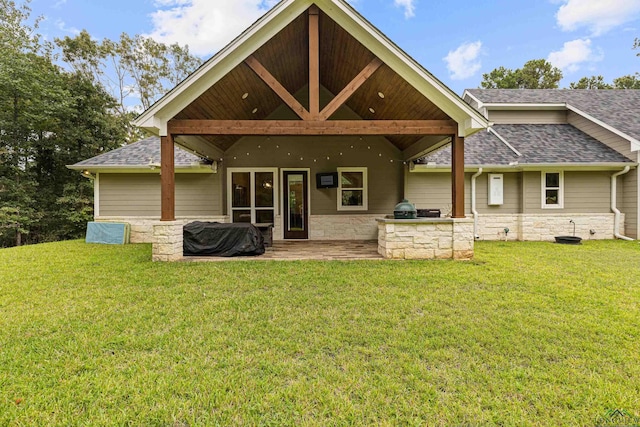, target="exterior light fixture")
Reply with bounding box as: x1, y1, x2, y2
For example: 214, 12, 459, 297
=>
378, 92, 385, 99
369, 107, 376, 114
242, 92, 249, 100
